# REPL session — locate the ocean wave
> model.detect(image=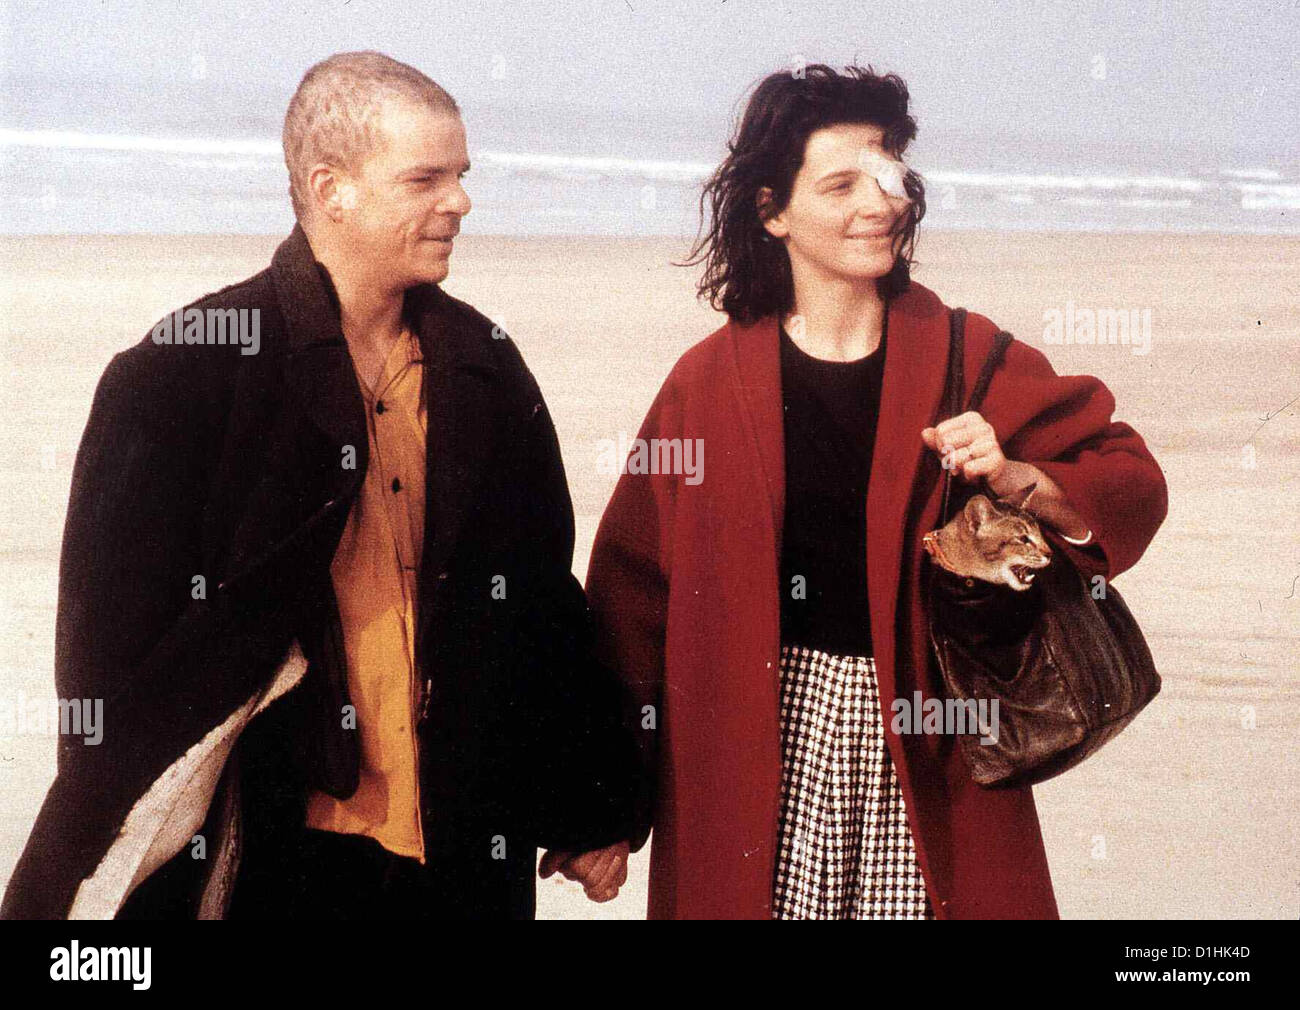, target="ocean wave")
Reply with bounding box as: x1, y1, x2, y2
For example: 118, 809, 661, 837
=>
474, 149, 712, 183
1220, 167, 1285, 181
0, 128, 279, 157
2, 128, 1294, 197
1, 127, 1297, 232
923, 170, 1210, 193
